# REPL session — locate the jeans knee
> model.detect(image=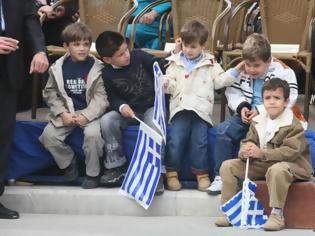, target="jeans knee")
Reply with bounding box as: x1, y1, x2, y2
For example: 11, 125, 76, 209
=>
100, 111, 121, 131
